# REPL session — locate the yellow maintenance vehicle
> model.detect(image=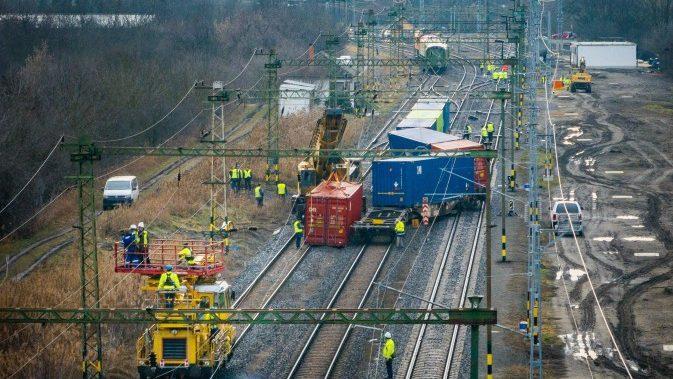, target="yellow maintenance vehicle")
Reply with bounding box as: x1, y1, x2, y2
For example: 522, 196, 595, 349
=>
570, 57, 592, 93
114, 239, 235, 378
